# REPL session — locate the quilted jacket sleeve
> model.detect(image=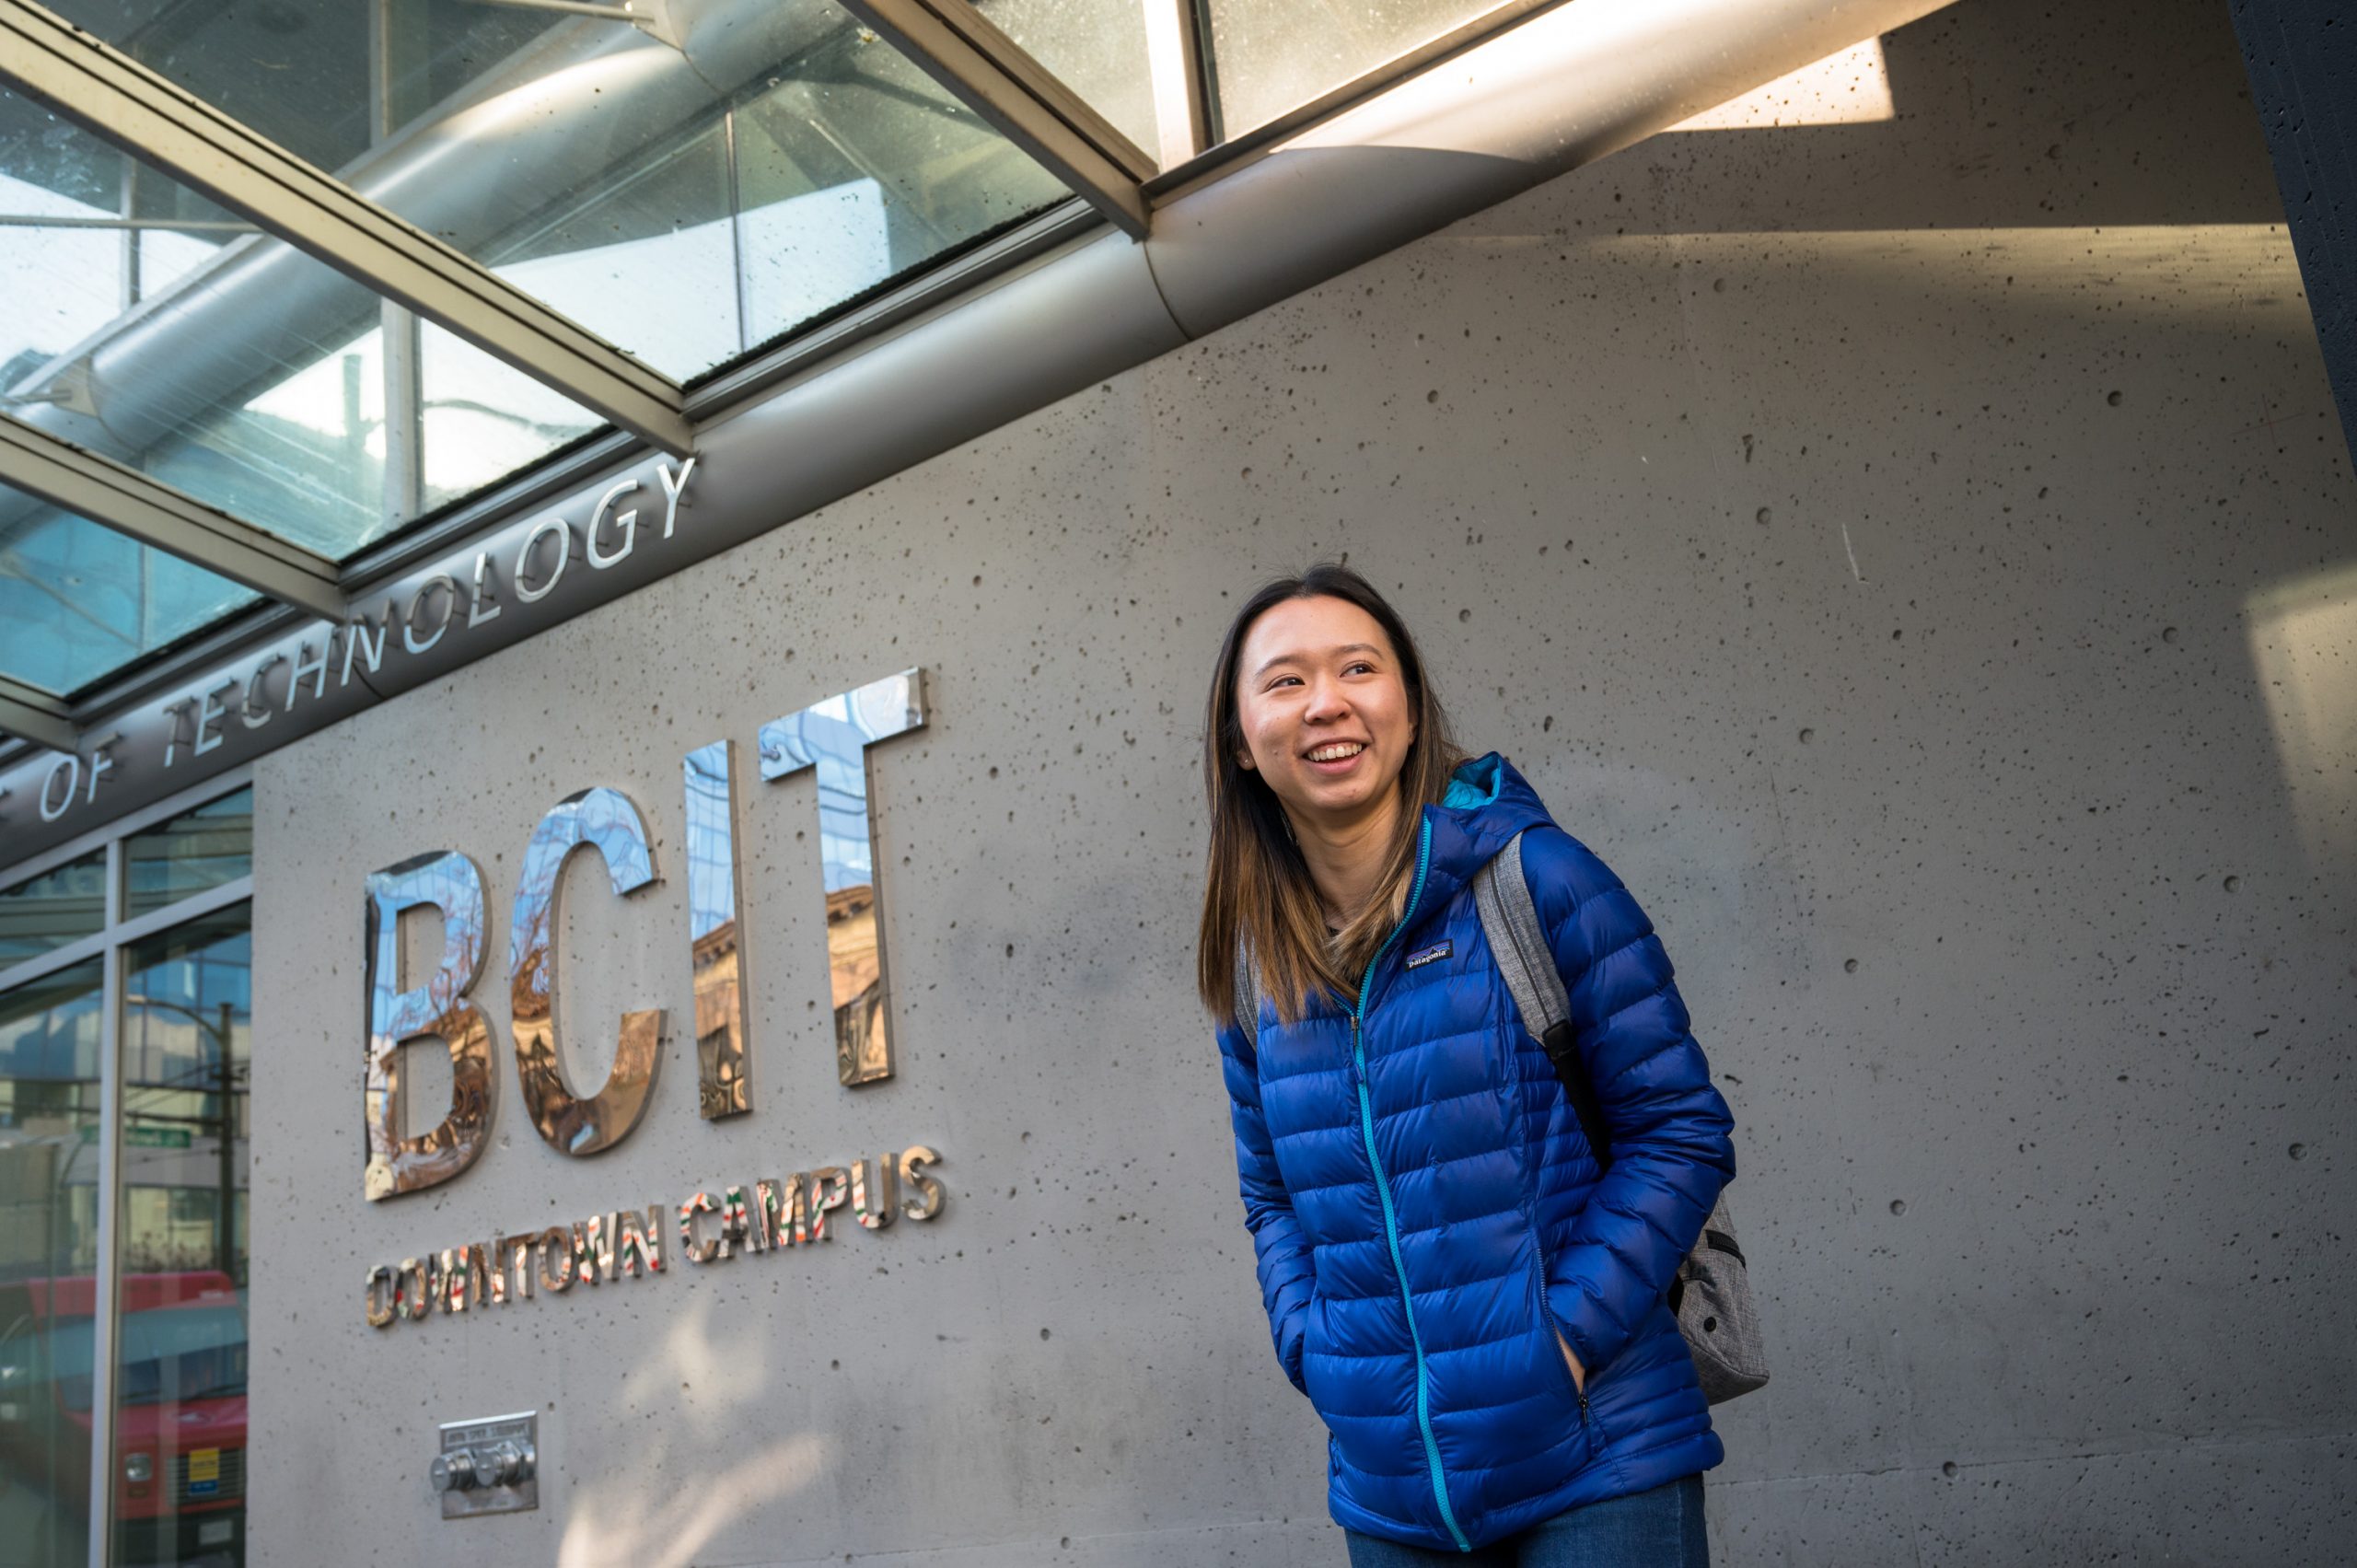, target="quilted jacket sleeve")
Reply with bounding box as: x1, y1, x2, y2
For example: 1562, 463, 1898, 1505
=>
1523, 828, 1736, 1381
1216, 1016, 1316, 1395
